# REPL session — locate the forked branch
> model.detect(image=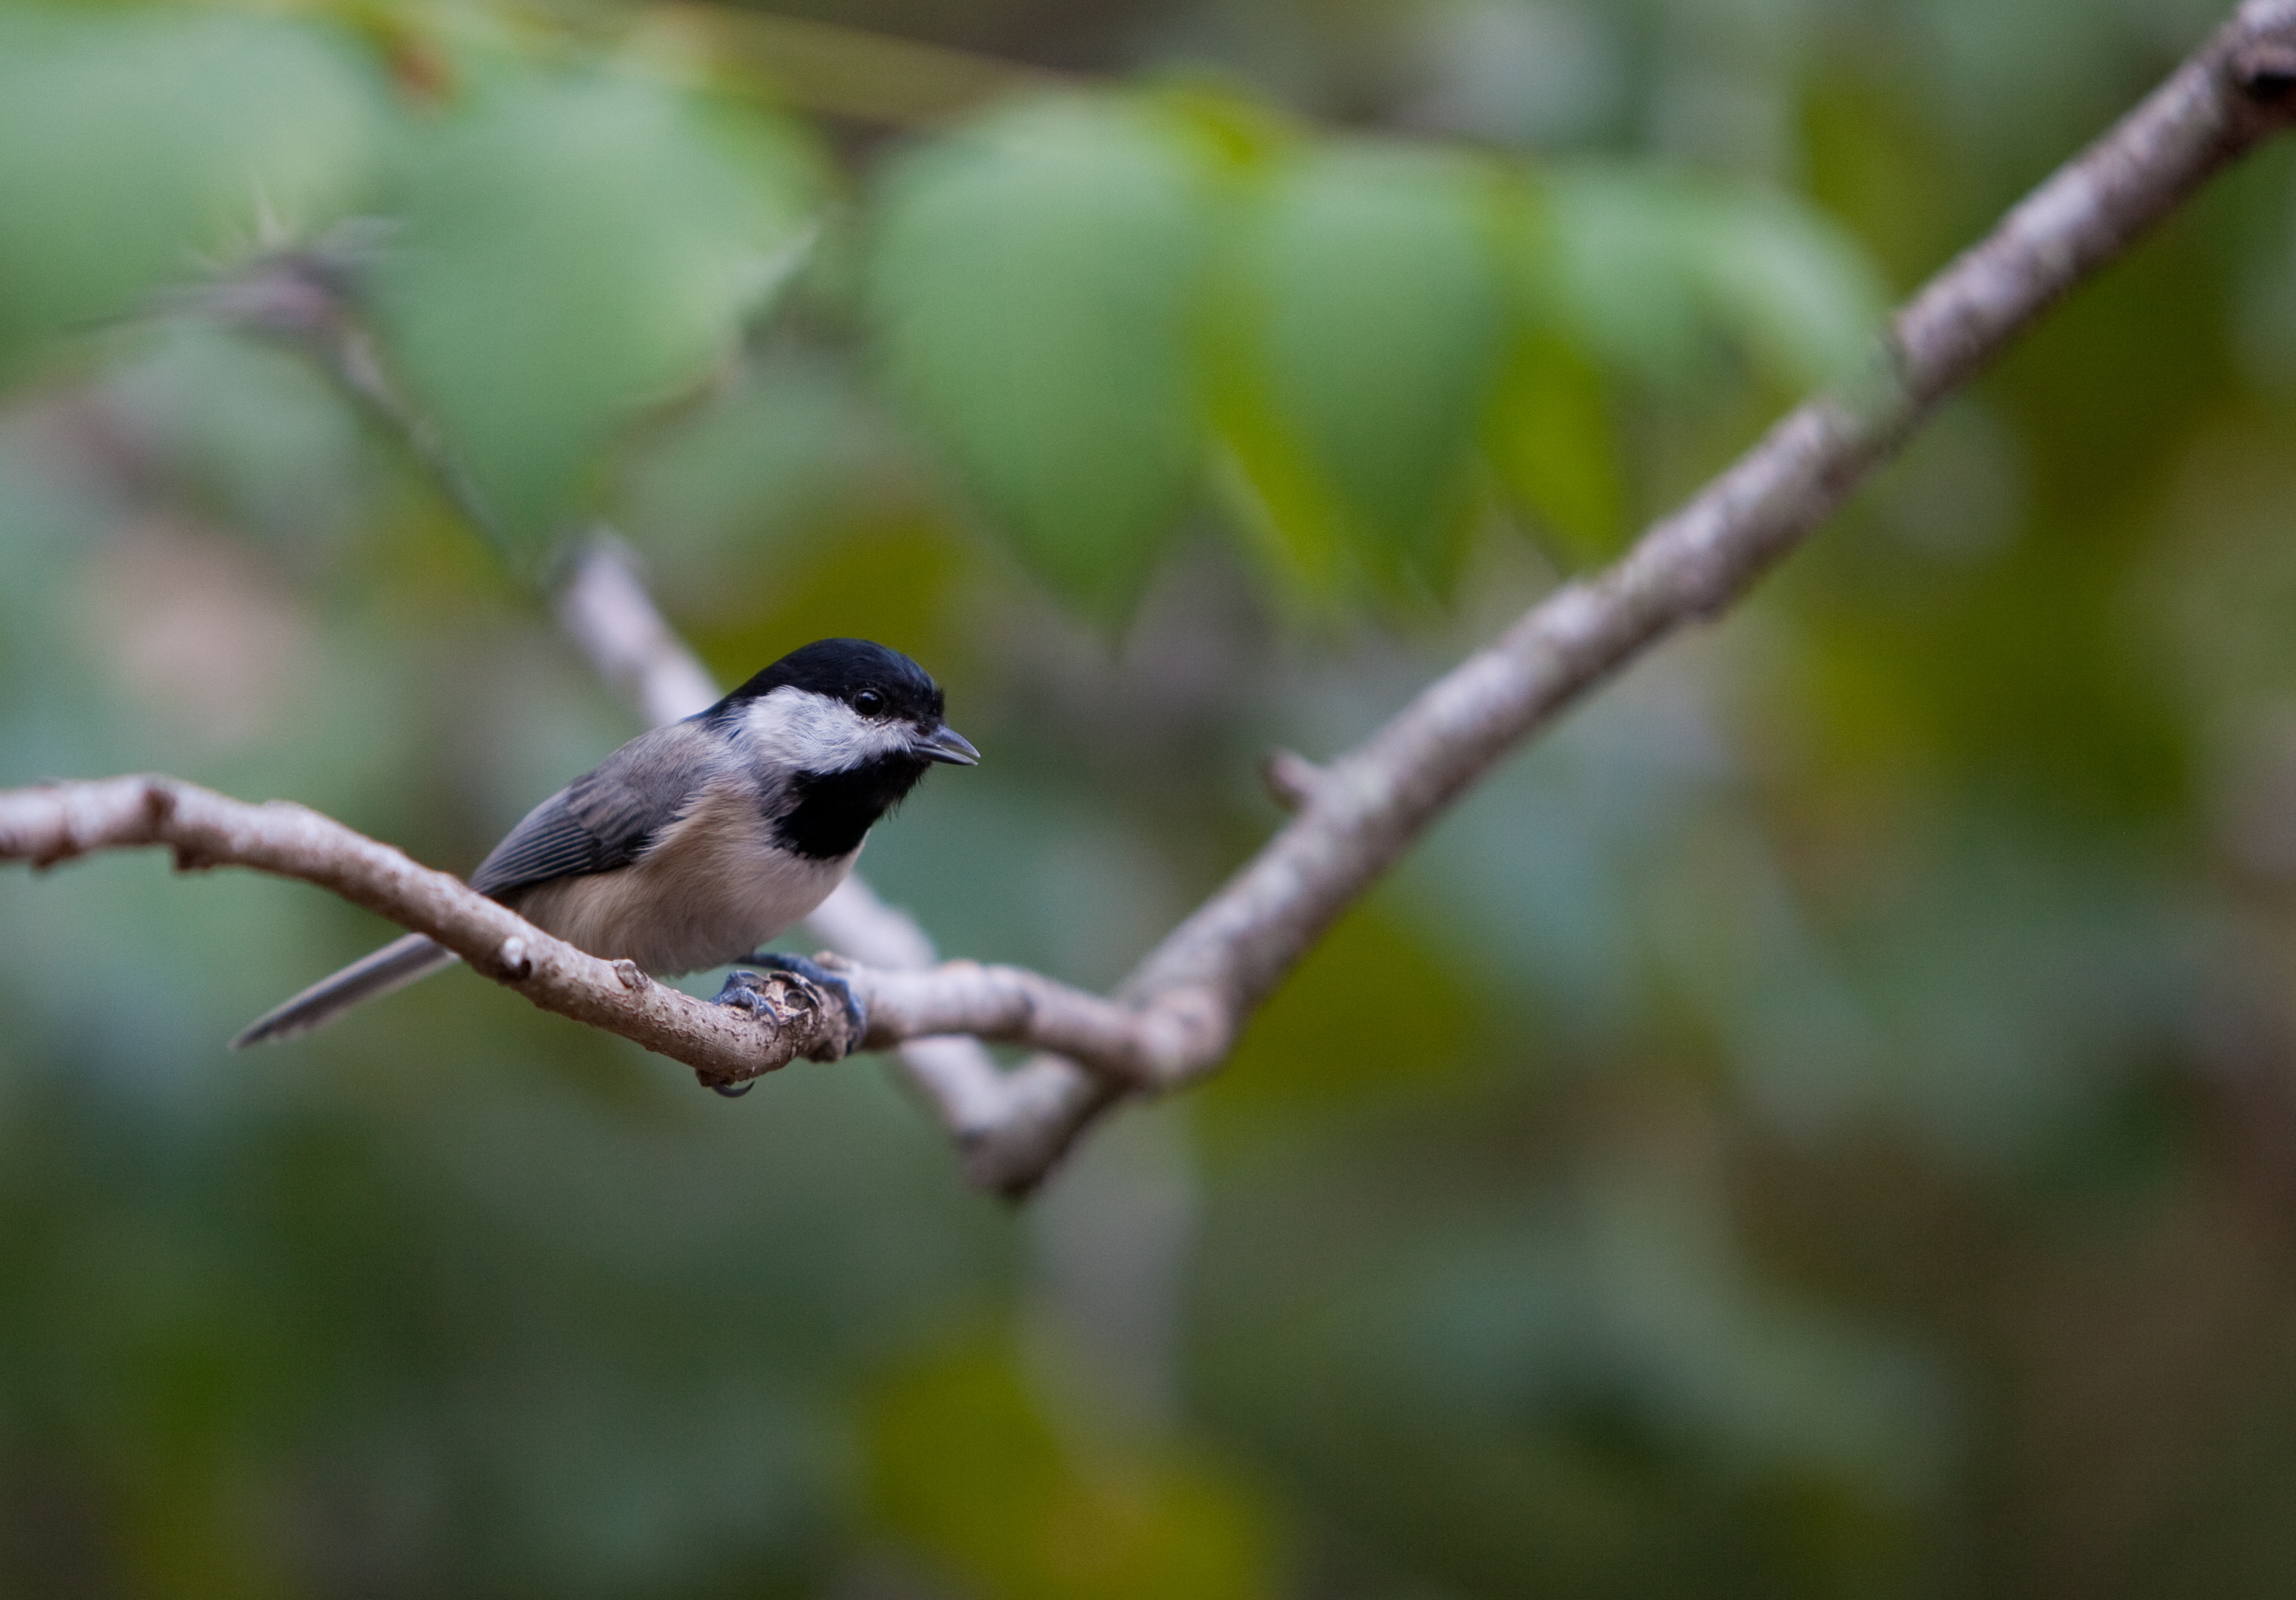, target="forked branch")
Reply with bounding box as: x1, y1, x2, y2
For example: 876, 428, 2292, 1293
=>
8, 2, 2296, 1192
